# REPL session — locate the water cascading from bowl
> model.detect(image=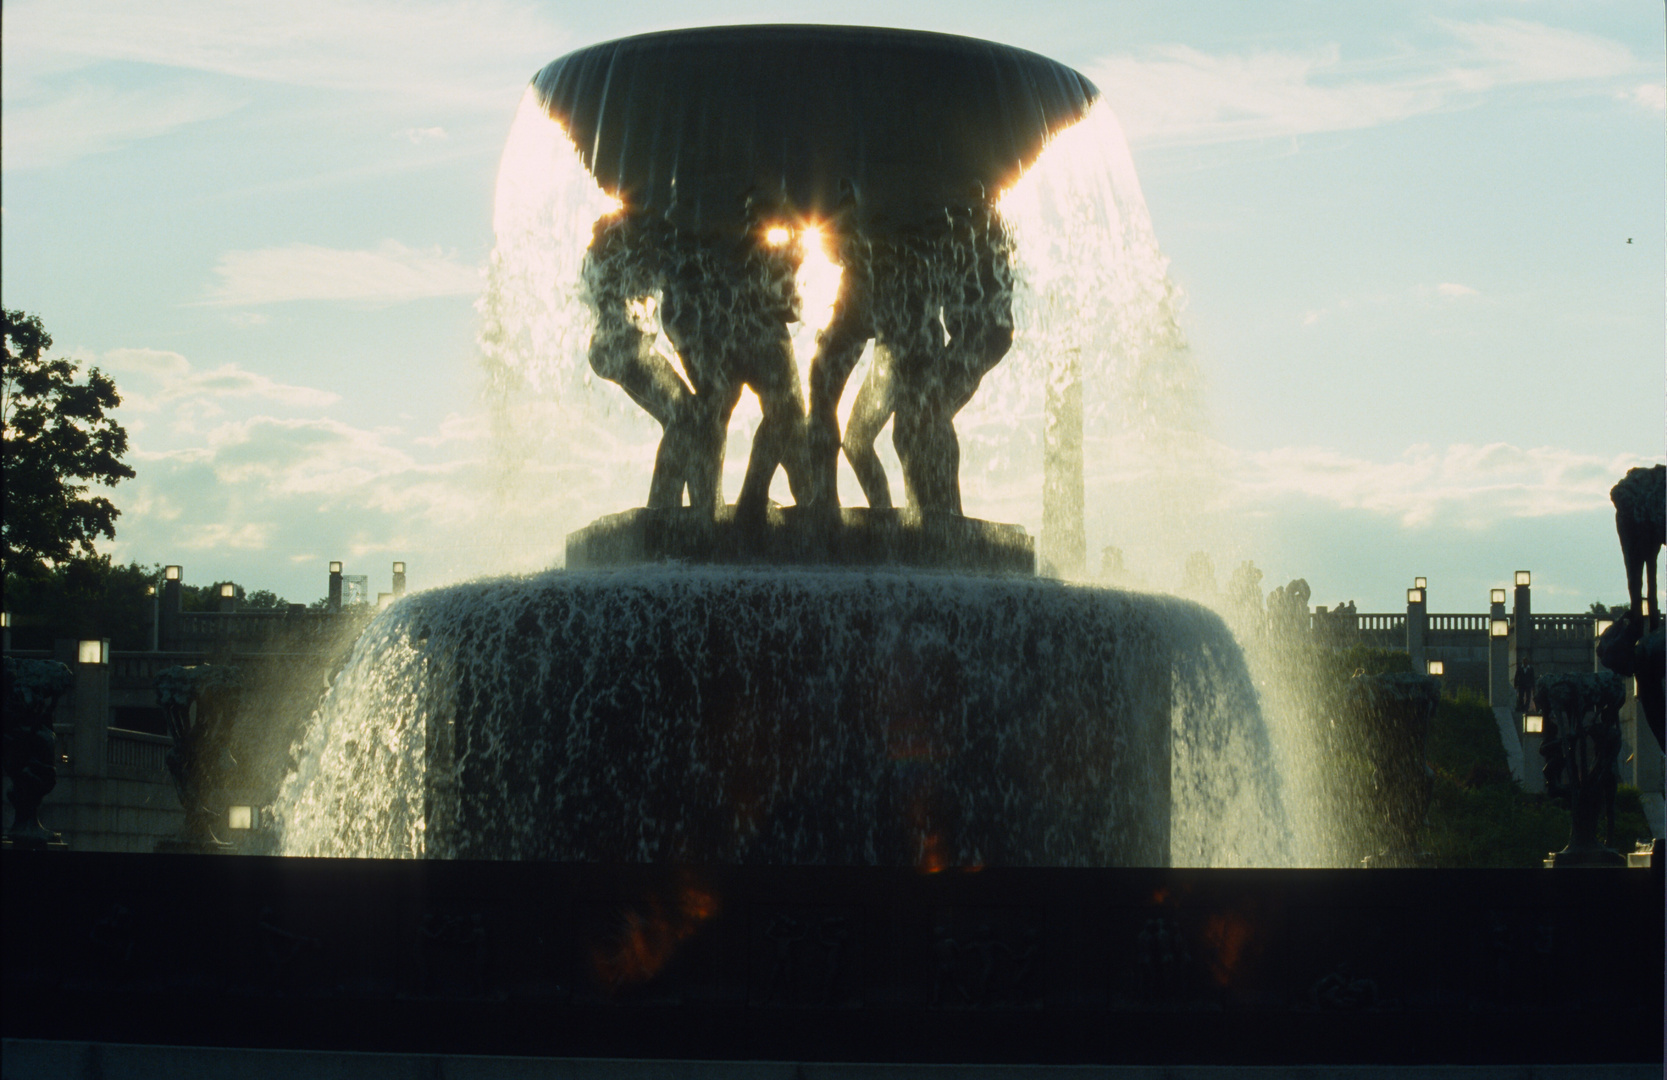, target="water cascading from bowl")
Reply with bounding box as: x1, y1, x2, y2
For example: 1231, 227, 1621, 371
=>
278, 26, 1296, 866
279, 568, 1289, 866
